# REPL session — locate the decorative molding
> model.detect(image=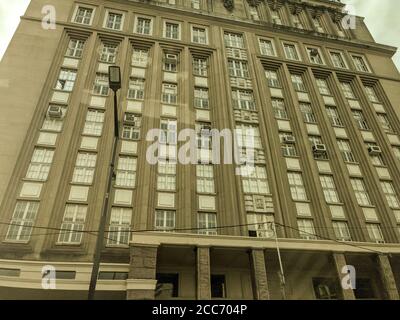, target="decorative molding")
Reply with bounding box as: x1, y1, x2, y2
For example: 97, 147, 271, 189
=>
223, 0, 234, 11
